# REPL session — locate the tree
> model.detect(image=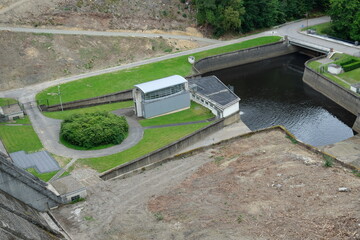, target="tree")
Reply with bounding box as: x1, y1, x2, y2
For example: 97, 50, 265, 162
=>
329, 0, 360, 41
60, 112, 128, 149
193, 0, 330, 36
194, 0, 245, 36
